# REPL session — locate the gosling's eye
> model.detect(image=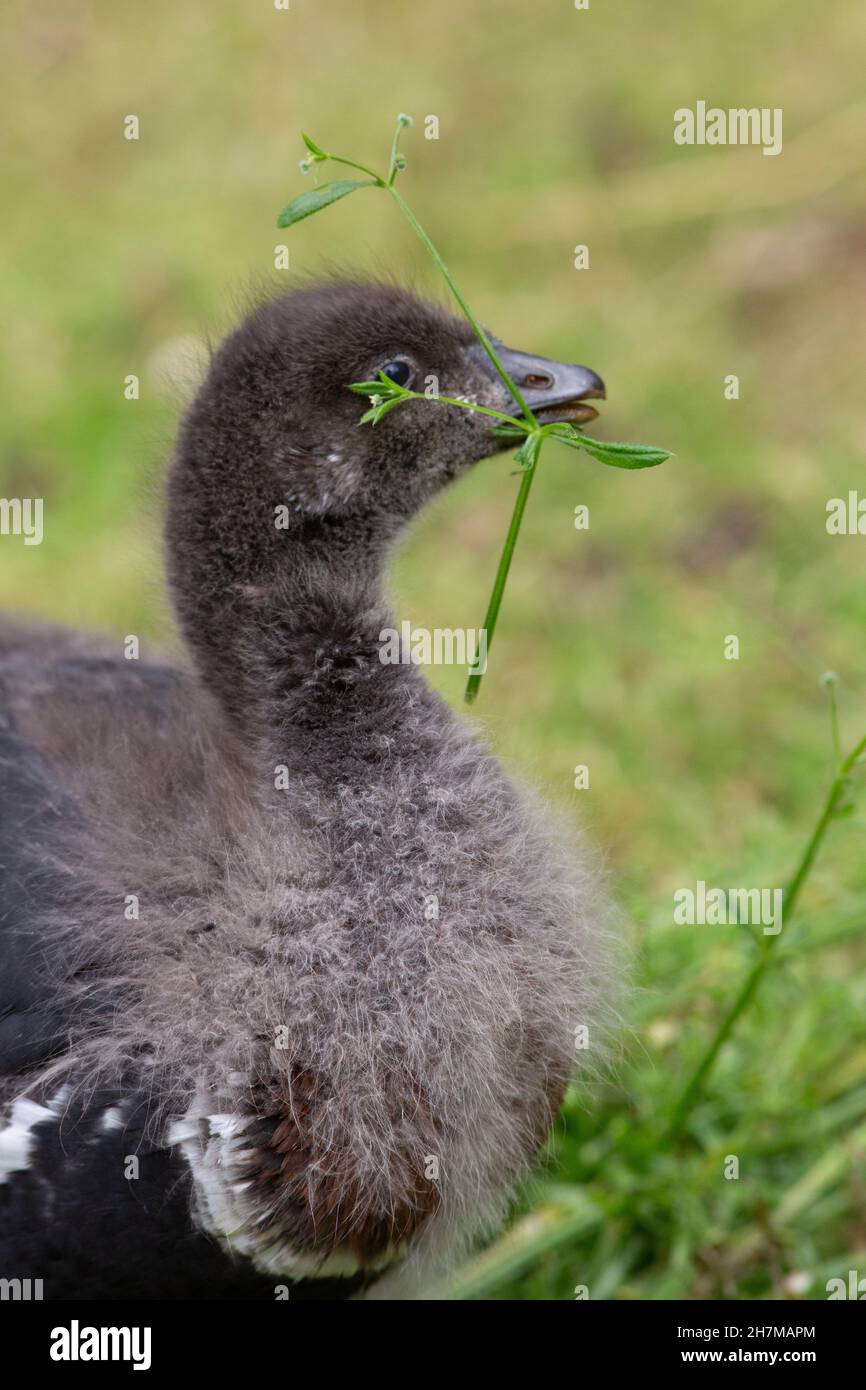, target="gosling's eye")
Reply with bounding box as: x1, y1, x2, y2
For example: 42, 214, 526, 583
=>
379, 358, 414, 389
